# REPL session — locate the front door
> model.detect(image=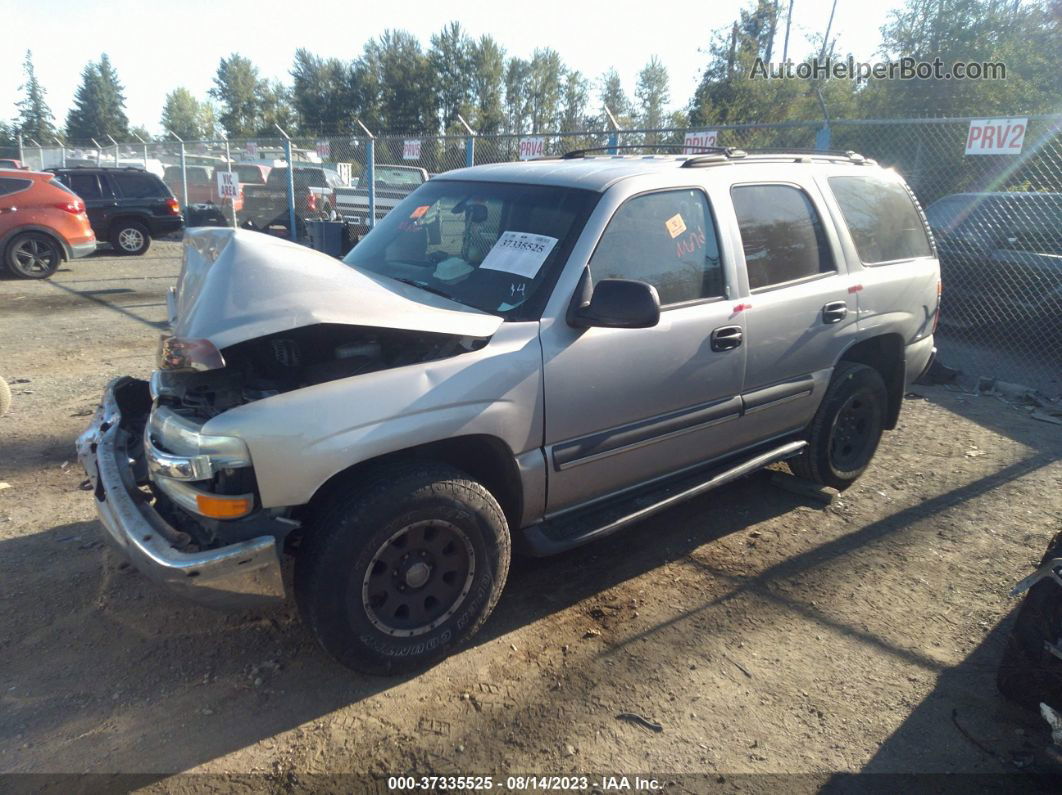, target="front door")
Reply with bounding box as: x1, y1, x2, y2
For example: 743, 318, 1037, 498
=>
540, 187, 747, 514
